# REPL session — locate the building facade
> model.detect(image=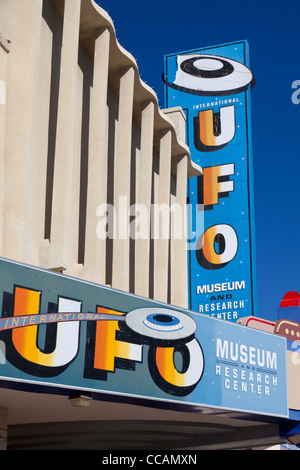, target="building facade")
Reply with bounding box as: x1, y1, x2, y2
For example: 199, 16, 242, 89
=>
0, 0, 204, 449
0, 0, 201, 307
0, 0, 299, 451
